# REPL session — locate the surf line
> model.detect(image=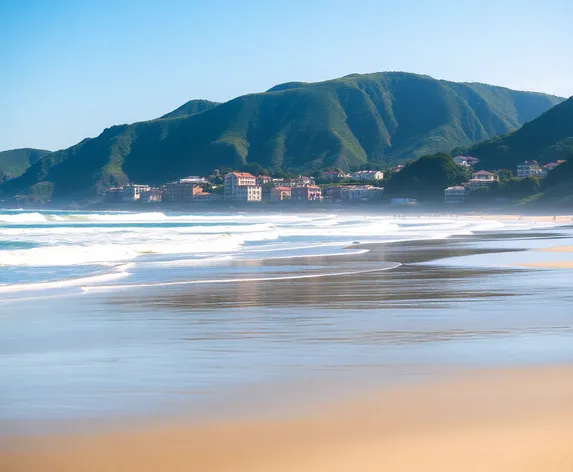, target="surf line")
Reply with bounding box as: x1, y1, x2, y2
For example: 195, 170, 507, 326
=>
0, 263, 134, 294
81, 264, 402, 293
